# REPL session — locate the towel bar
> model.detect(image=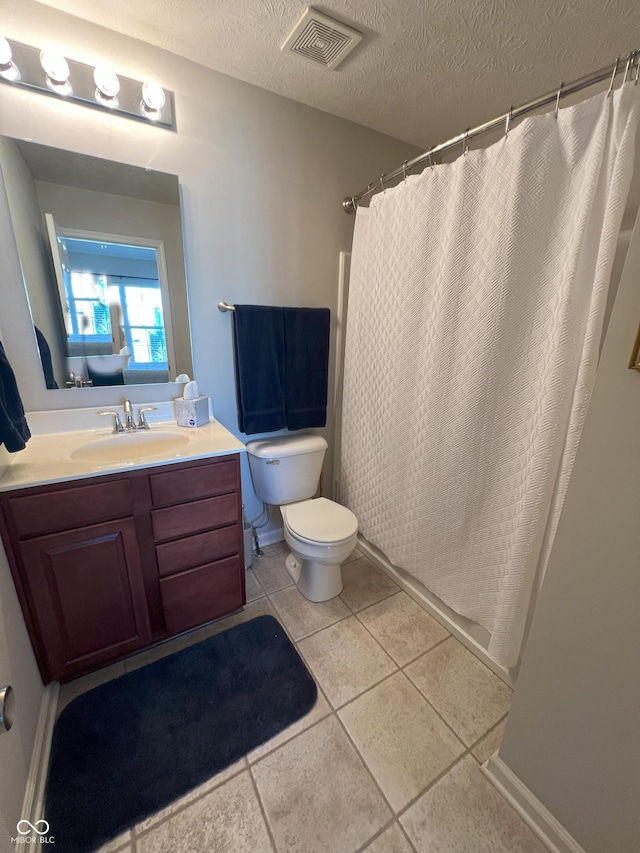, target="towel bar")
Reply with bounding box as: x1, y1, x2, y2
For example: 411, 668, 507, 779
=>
218, 301, 235, 312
